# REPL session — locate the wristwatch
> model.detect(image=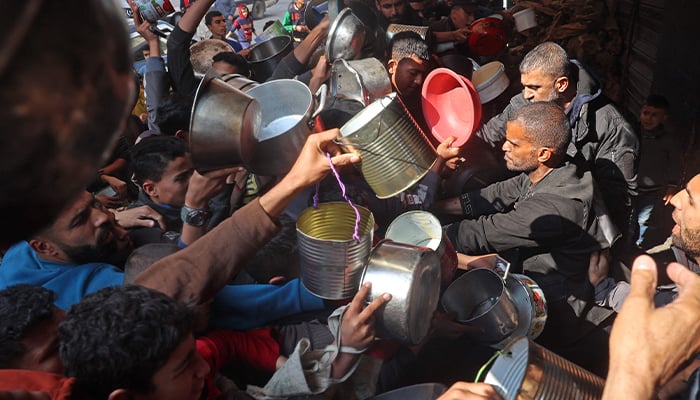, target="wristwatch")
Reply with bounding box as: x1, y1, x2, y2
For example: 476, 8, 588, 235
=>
180, 205, 212, 227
